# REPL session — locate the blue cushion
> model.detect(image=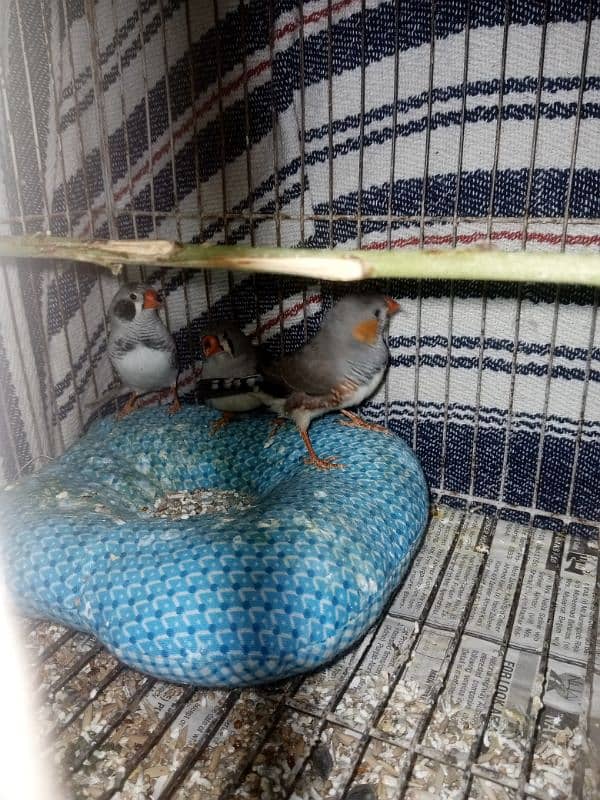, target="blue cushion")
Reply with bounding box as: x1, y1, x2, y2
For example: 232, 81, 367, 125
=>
0, 406, 428, 686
